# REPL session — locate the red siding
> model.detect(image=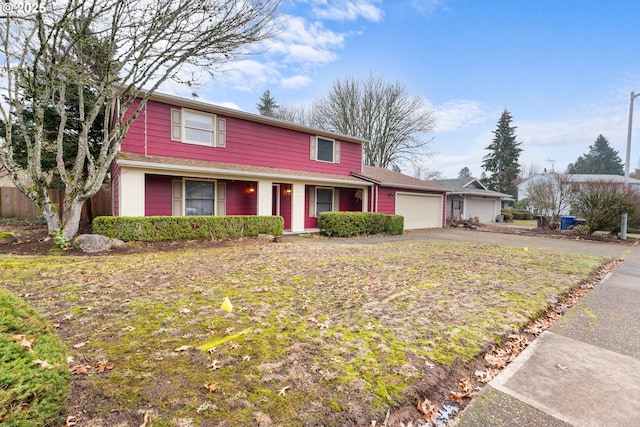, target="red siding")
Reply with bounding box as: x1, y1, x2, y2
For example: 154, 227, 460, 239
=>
121, 100, 363, 176
339, 188, 362, 212
145, 175, 173, 216
225, 181, 257, 215
279, 186, 292, 230
377, 186, 397, 214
